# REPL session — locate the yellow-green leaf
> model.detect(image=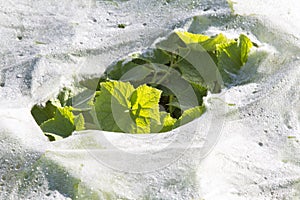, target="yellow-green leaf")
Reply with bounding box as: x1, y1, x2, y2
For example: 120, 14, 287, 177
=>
40, 107, 75, 138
